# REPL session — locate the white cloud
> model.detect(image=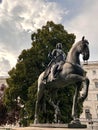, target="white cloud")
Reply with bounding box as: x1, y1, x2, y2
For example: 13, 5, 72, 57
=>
0, 0, 65, 31
0, 47, 17, 67
0, 57, 11, 76
64, 0, 98, 61
1, 0, 97, 76
0, 0, 67, 76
